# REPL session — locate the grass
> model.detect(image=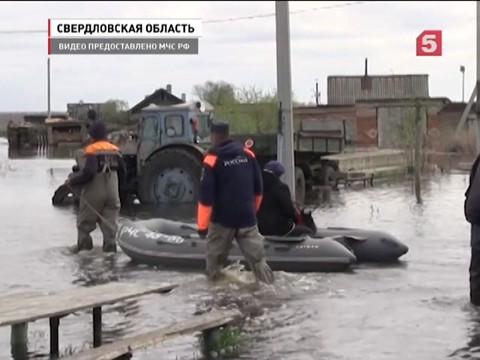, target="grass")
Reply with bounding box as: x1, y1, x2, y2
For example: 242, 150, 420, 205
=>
199, 325, 245, 359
